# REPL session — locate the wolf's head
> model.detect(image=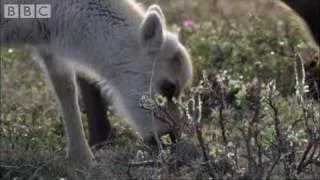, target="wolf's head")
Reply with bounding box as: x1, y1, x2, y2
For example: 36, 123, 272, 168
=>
112, 4, 192, 142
